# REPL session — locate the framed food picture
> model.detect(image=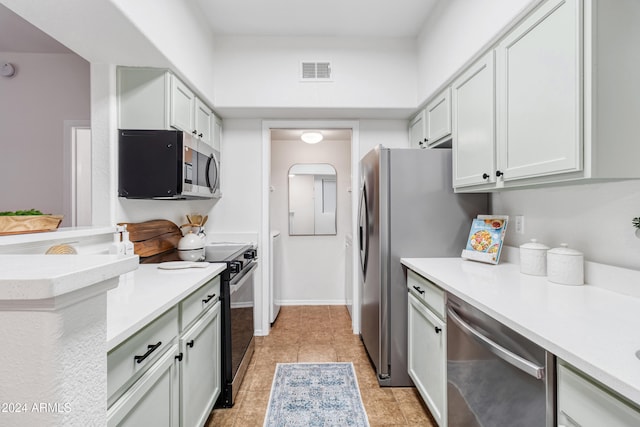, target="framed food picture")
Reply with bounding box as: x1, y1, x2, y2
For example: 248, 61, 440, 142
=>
461, 215, 508, 264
